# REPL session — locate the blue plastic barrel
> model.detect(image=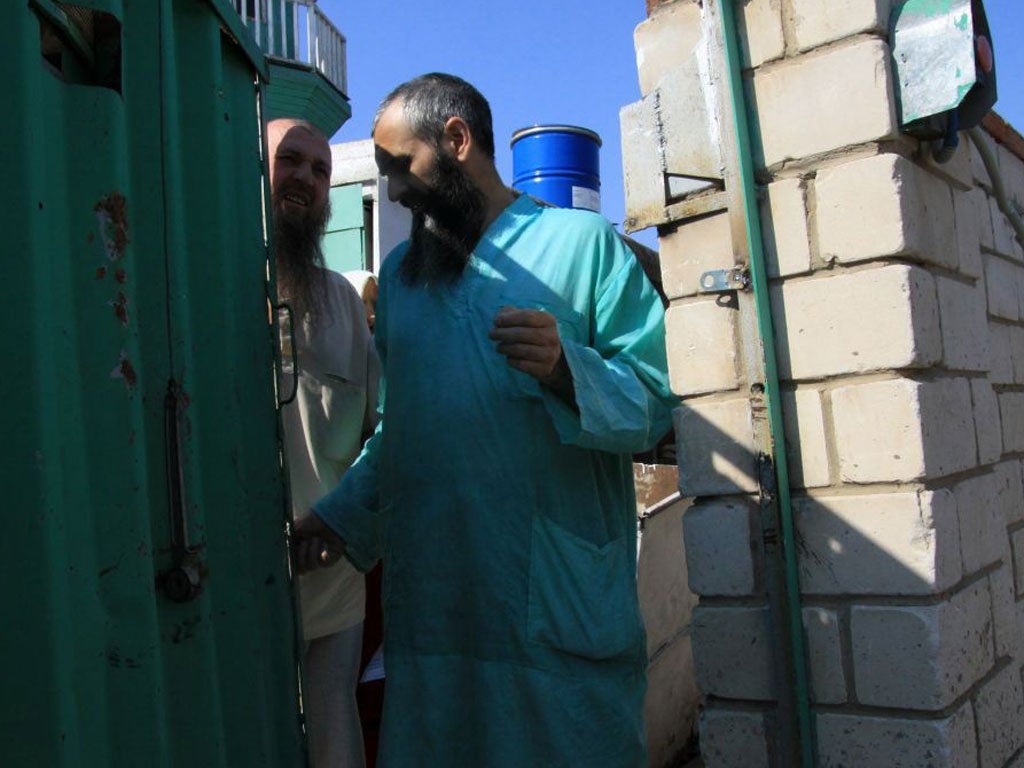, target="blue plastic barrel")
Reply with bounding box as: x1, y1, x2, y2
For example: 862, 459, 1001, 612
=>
510, 125, 602, 212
